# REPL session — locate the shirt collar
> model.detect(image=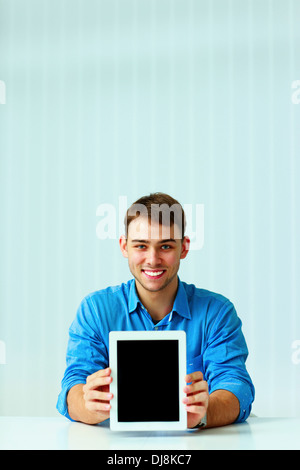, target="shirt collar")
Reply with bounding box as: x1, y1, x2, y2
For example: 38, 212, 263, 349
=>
128, 277, 191, 320
128, 279, 141, 313
172, 277, 191, 319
